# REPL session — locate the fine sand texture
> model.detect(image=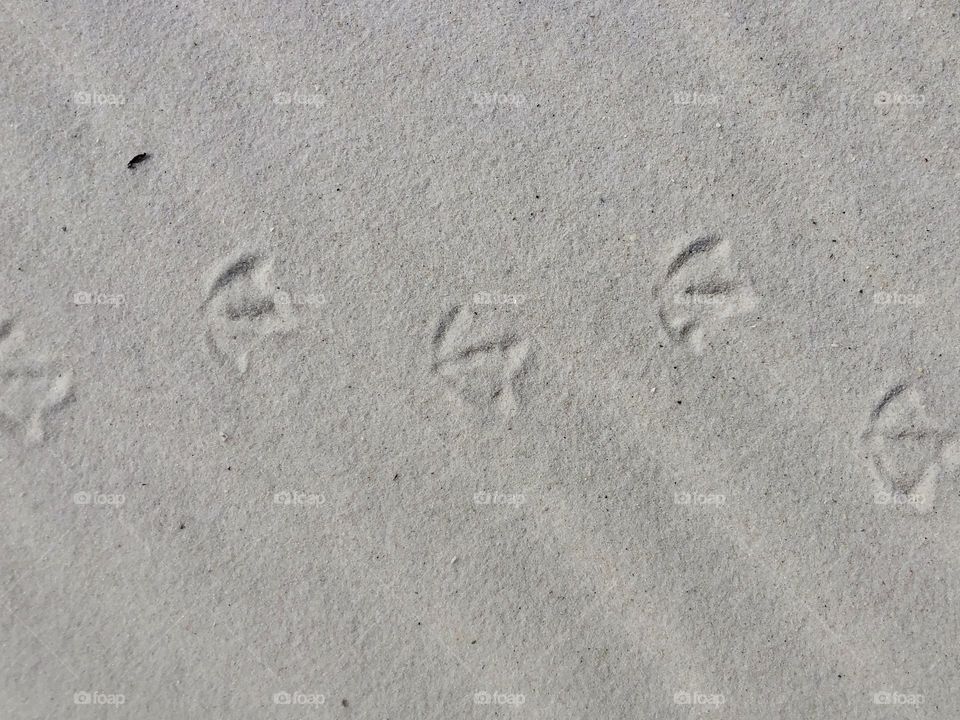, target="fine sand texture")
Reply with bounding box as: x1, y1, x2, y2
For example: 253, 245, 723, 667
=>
2, 1, 959, 717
